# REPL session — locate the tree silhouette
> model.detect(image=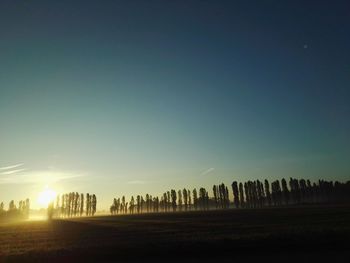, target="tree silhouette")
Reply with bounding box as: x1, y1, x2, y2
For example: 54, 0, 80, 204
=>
271, 180, 282, 206
146, 194, 150, 213
178, 190, 182, 211
80, 193, 84, 216
231, 181, 239, 208
183, 188, 188, 211
199, 187, 209, 210
264, 180, 272, 206
92, 194, 97, 216
299, 179, 307, 203
167, 191, 171, 211
86, 193, 90, 216
47, 201, 54, 220
239, 183, 245, 208
193, 189, 198, 210
171, 190, 177, 212
24, 198, 30, 219
187, 189, 192, 210
256, 180, 265, 207
213, 185, 218, 209
56, 195, 60, 217
0, 202, 4, 215
130, 196, 135, 214
289, 178, 301, 204
244, 182, 250, 208
281, 178, 289, 205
